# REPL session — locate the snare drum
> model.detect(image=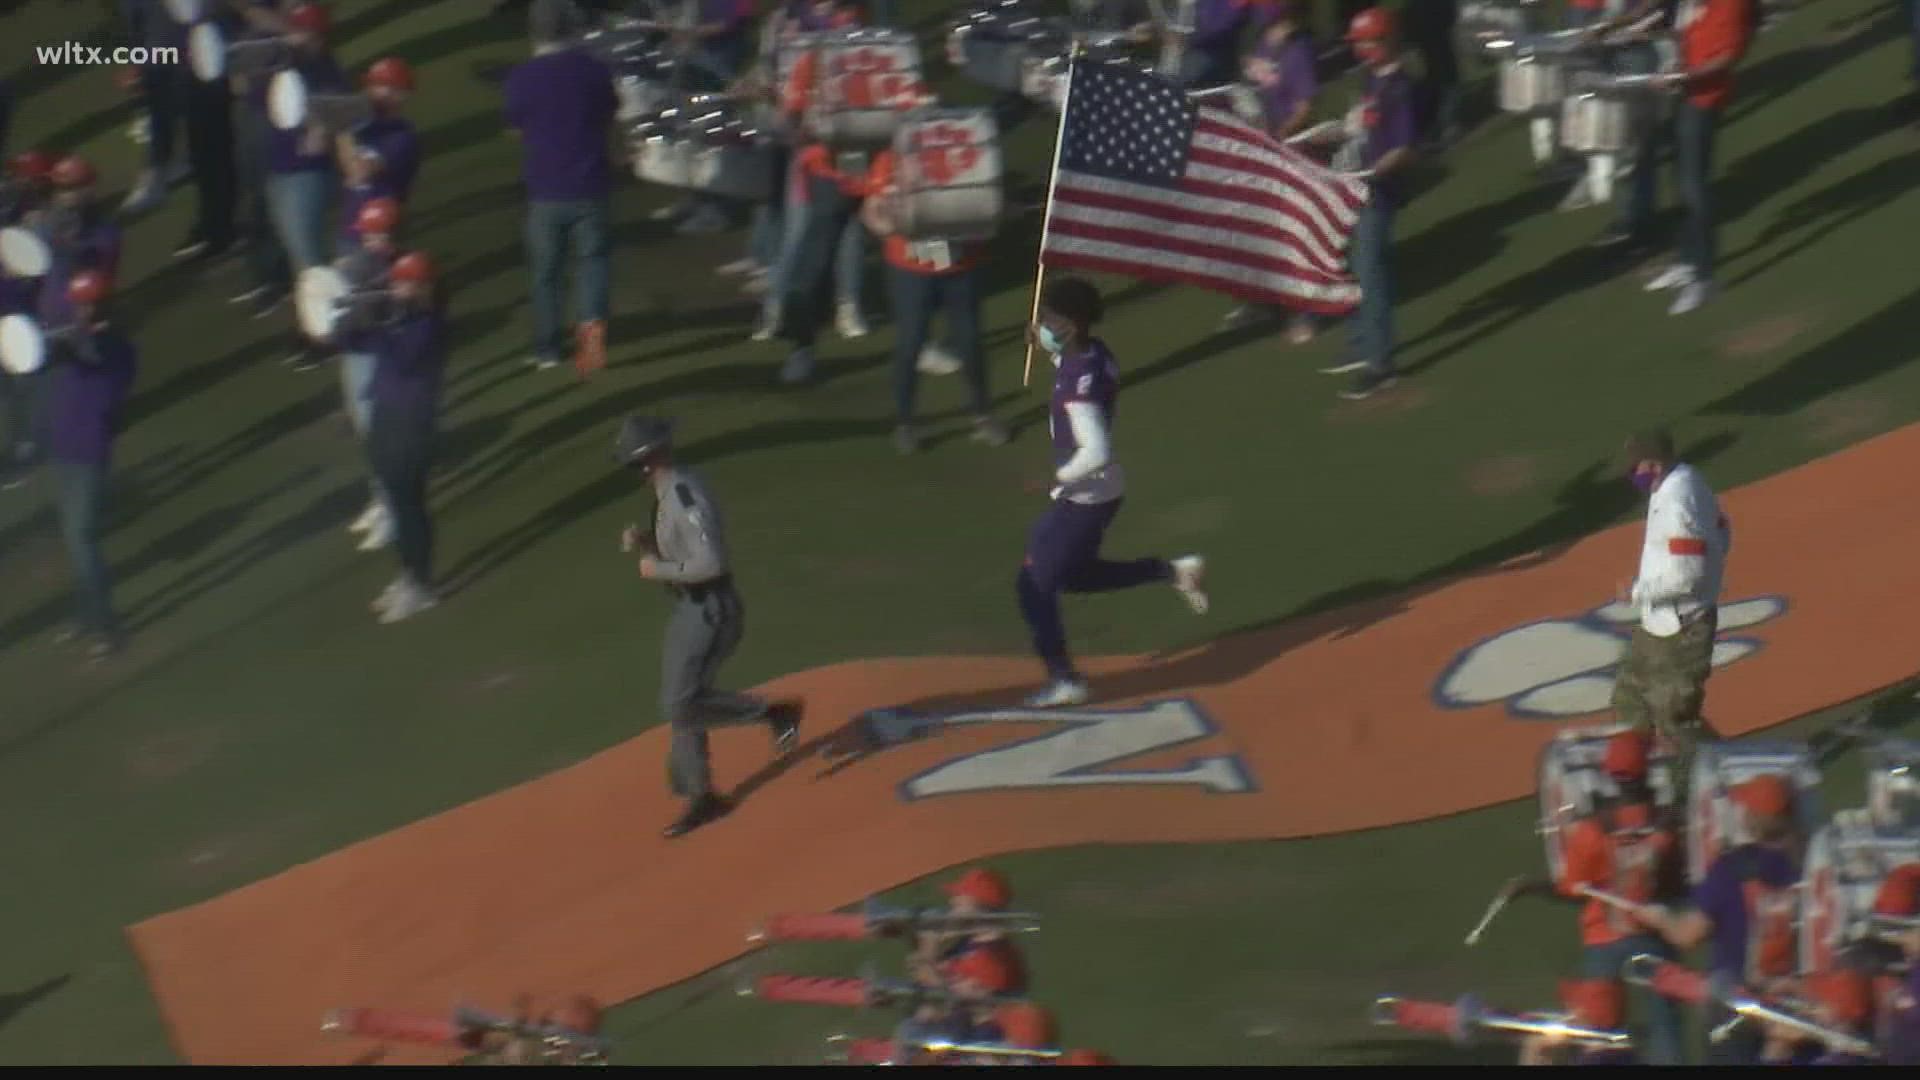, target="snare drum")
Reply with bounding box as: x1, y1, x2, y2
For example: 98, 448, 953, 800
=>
1536, 723, 1679, 880
1687, 742, 1822, 885
1801, 815, 1920, 974
1866, 739, 1920, 834
807, 30, 927, 149
1498, 55, 1566, 115
633, 133, 774, 203
891, 108, 1003, 242
1558, 91, 1646, 155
